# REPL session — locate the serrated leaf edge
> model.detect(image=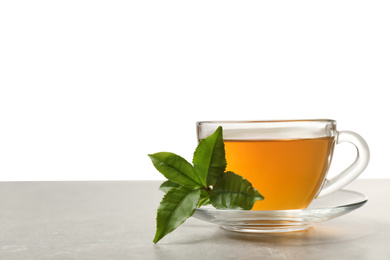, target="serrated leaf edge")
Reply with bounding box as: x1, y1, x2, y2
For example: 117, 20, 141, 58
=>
210, 172, 264, 210
148, 152, 203, 188
153, 187, 201, 243
193, 126, 226, 187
